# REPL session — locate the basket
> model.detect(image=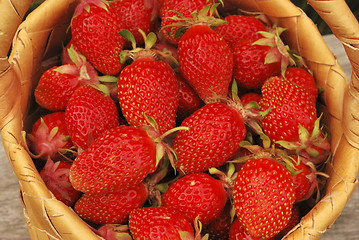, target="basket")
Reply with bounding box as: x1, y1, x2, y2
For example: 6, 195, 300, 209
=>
0, 0, 34, 73
0, 0, 357, 239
